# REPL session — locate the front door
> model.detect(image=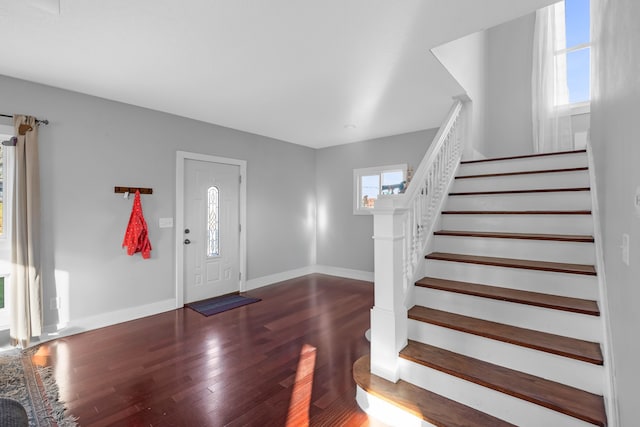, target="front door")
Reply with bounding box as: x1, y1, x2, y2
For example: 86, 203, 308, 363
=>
183, 159, 240, 303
